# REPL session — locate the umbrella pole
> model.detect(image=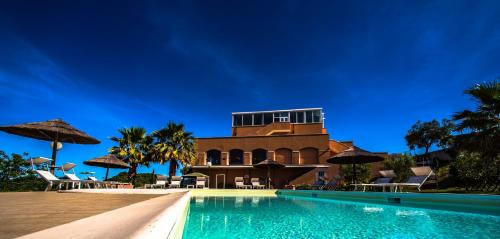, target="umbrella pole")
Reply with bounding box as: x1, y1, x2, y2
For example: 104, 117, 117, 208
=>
50, 137, 59, 174
105, 166, 110, 181
352, 163, 356, 184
